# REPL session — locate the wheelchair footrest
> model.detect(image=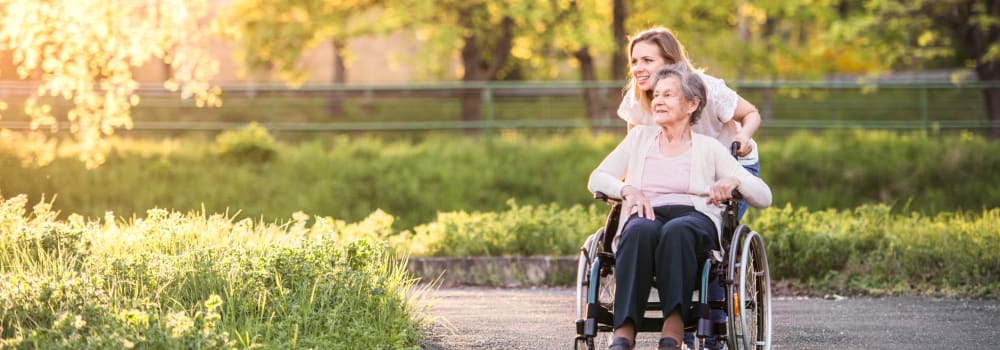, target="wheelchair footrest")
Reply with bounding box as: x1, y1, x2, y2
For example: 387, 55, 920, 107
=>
587, 303, 614, 326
